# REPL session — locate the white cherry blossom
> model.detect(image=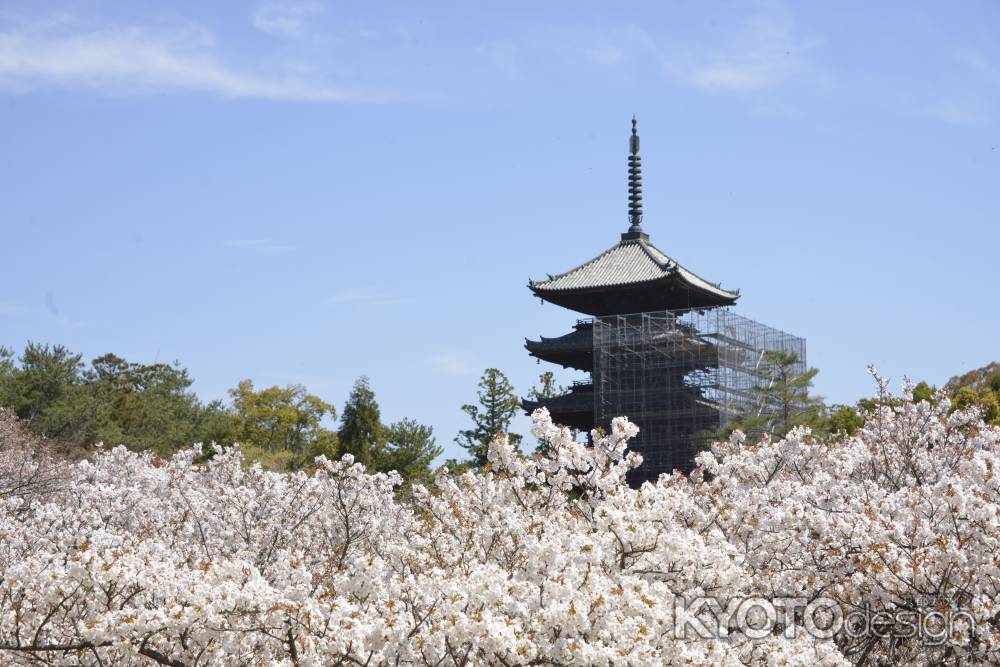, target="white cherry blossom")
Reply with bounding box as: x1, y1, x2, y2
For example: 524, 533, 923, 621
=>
3, 373, 995, 666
